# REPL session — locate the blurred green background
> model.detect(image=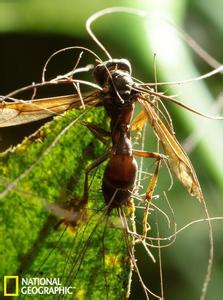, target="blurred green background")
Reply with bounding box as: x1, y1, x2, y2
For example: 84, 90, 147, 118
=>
0, 0, 222, 299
